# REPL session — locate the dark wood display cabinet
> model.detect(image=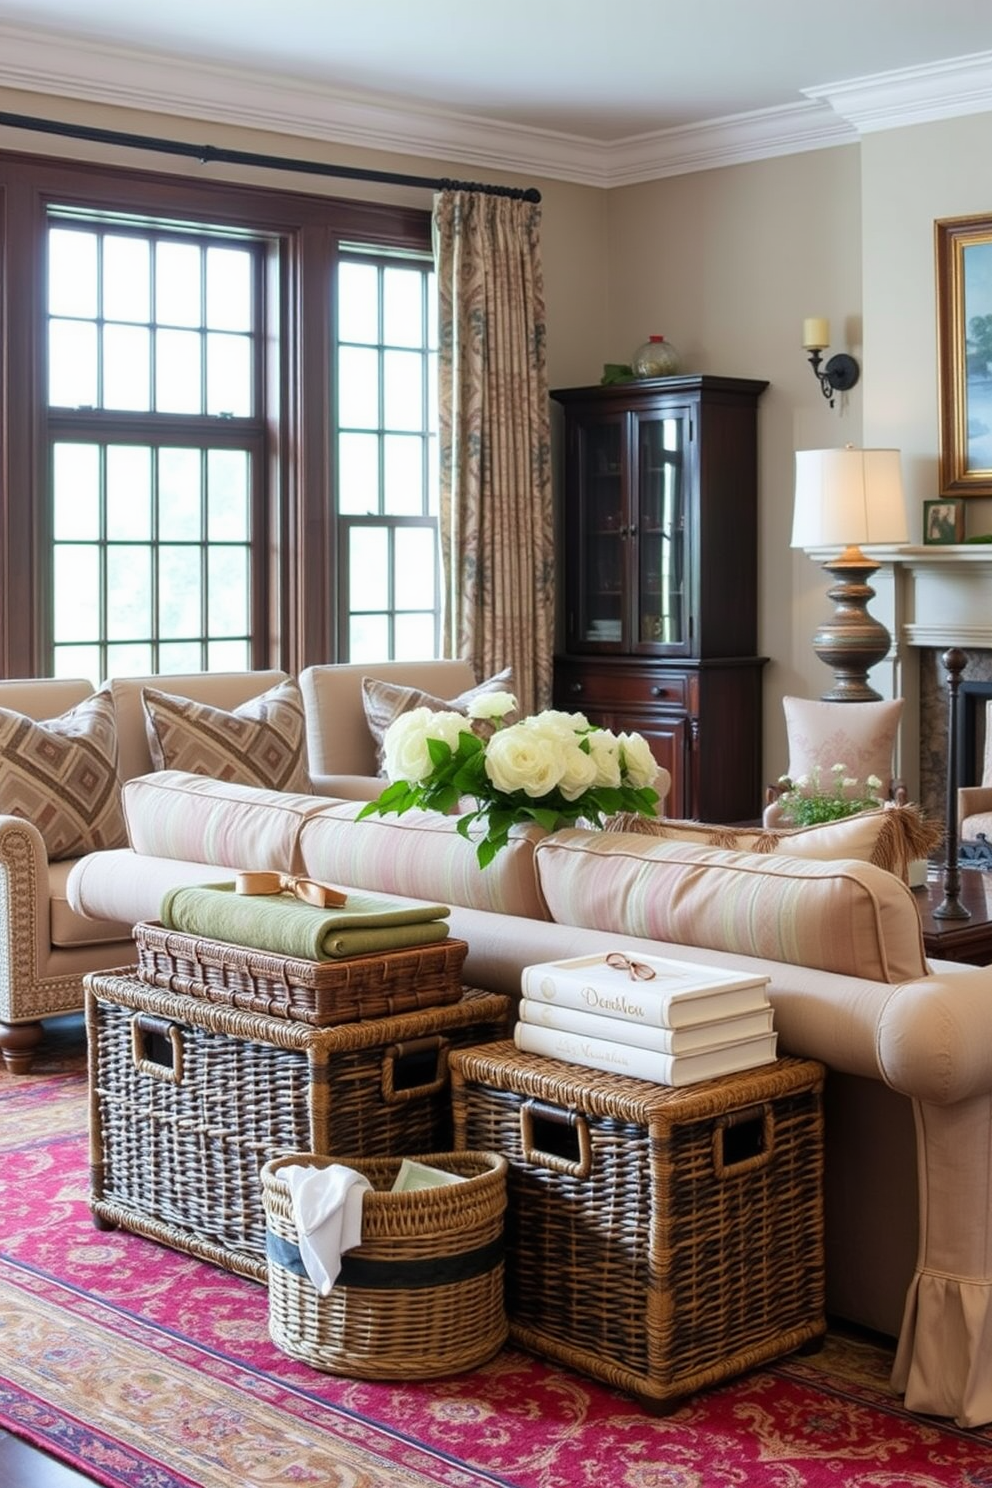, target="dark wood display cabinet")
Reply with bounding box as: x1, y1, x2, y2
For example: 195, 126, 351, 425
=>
551, 375, 768, 822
